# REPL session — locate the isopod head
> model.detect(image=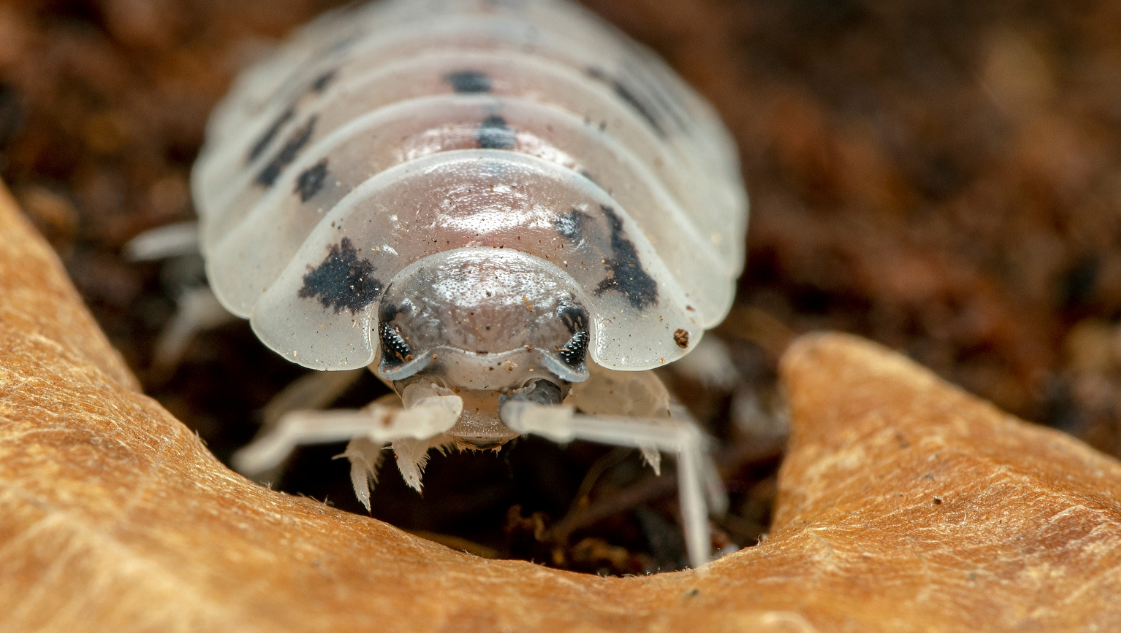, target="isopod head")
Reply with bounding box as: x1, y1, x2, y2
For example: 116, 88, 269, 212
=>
376, 248, 588, 446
